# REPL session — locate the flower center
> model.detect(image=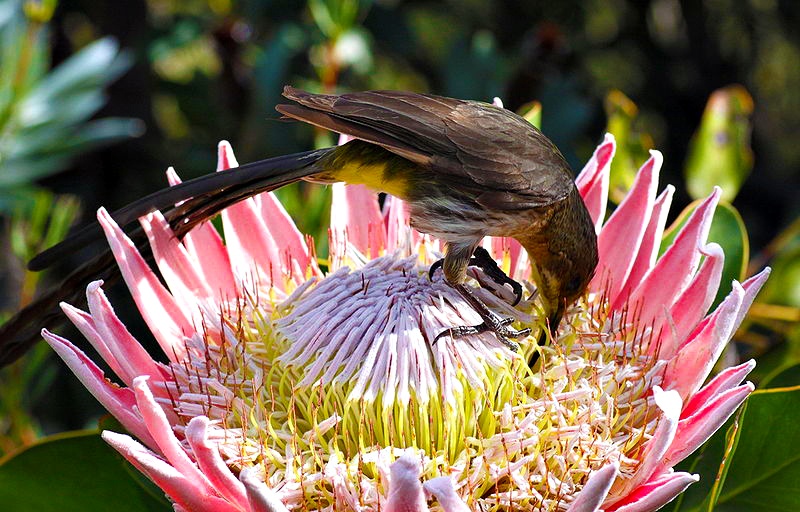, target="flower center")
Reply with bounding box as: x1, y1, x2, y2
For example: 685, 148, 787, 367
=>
166, 253, 660, 509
